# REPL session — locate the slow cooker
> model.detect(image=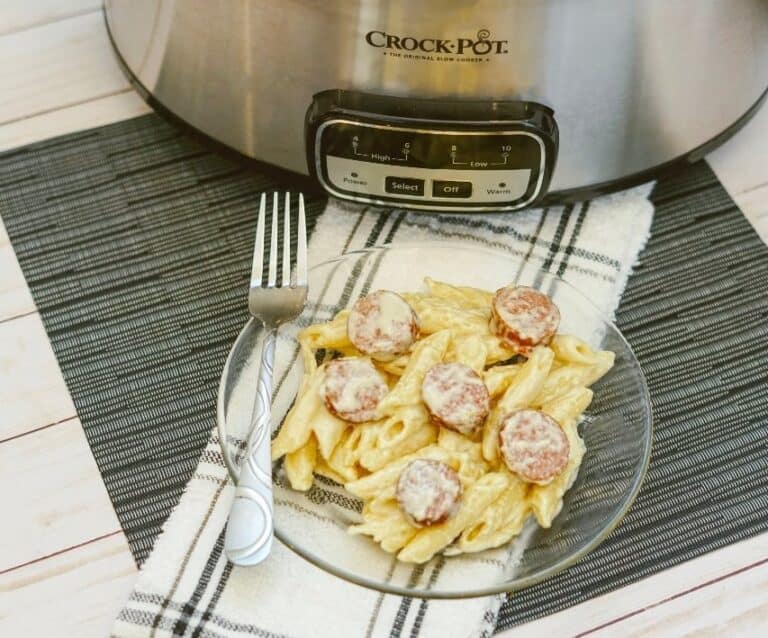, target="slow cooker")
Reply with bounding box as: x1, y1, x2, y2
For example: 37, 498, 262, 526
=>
105, 0, 768, 212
